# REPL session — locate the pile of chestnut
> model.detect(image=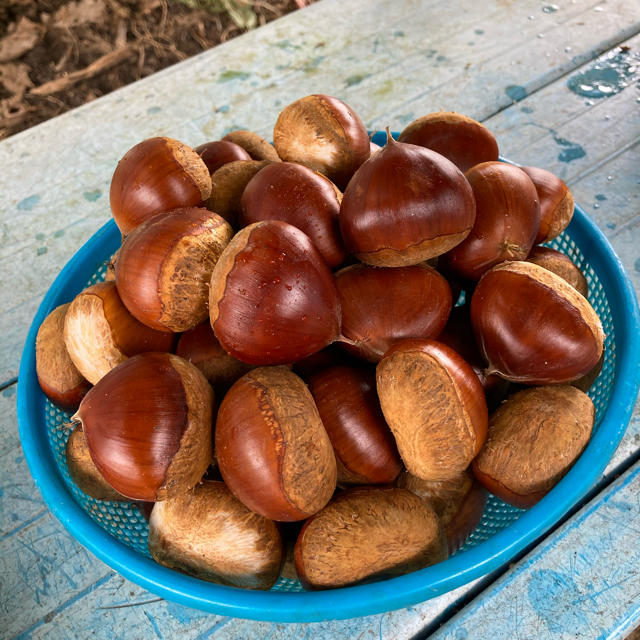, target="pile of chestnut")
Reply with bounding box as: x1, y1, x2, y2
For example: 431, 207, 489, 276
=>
35, 94, 604, 591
